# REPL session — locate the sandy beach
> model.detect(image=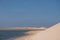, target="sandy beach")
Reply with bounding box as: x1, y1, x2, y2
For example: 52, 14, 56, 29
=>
0, 23, 59, 40
13, 27, 46, 40
14, 30, 45, 40
14, 23, 60, 40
